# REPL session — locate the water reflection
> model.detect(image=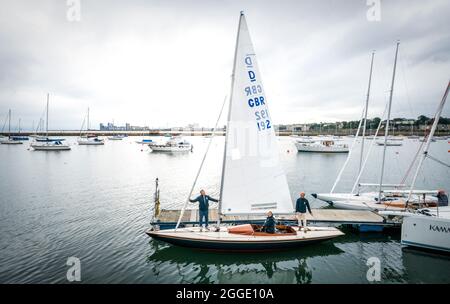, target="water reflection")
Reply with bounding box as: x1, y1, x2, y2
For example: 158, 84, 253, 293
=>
145, 240, 344, 284
401, 247, 450, 283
